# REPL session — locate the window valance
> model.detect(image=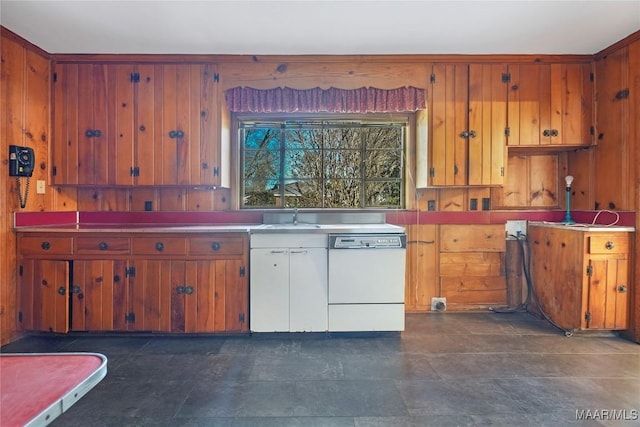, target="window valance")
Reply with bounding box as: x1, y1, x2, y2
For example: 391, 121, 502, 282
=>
224, 86, 426, 113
